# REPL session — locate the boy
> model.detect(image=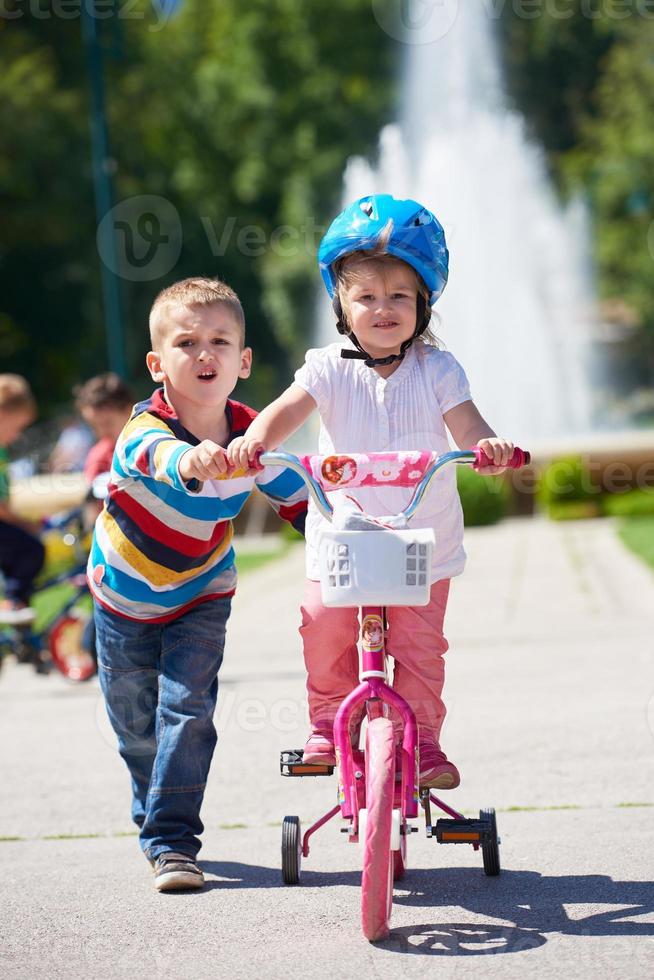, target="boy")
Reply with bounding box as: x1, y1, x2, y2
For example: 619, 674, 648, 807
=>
89, 278, 306, 892
0, 375, 45, 624
74, 372, 135, 484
